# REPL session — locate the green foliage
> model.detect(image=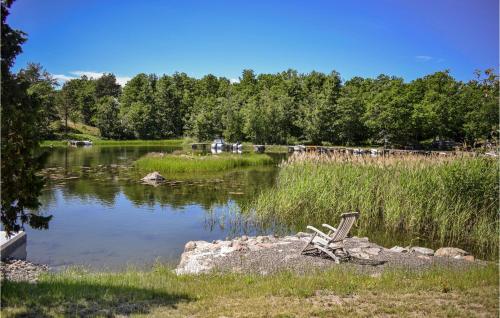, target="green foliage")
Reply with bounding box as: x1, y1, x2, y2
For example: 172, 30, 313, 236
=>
135, 153, 273, 173
32, 66, 498, 148
1, 0, 51, 233
95, 73, 121, 99
250, 154, 499, 259
18, 63, 58, 139
94, 96, 122, 139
